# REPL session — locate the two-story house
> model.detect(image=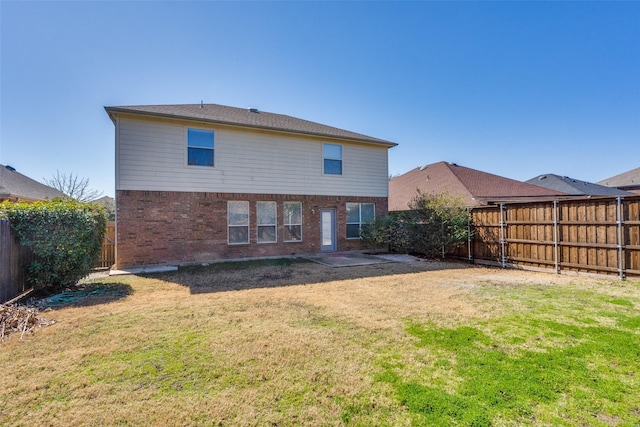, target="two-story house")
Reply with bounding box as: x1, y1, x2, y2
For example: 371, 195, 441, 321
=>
105, 103, 396, 268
